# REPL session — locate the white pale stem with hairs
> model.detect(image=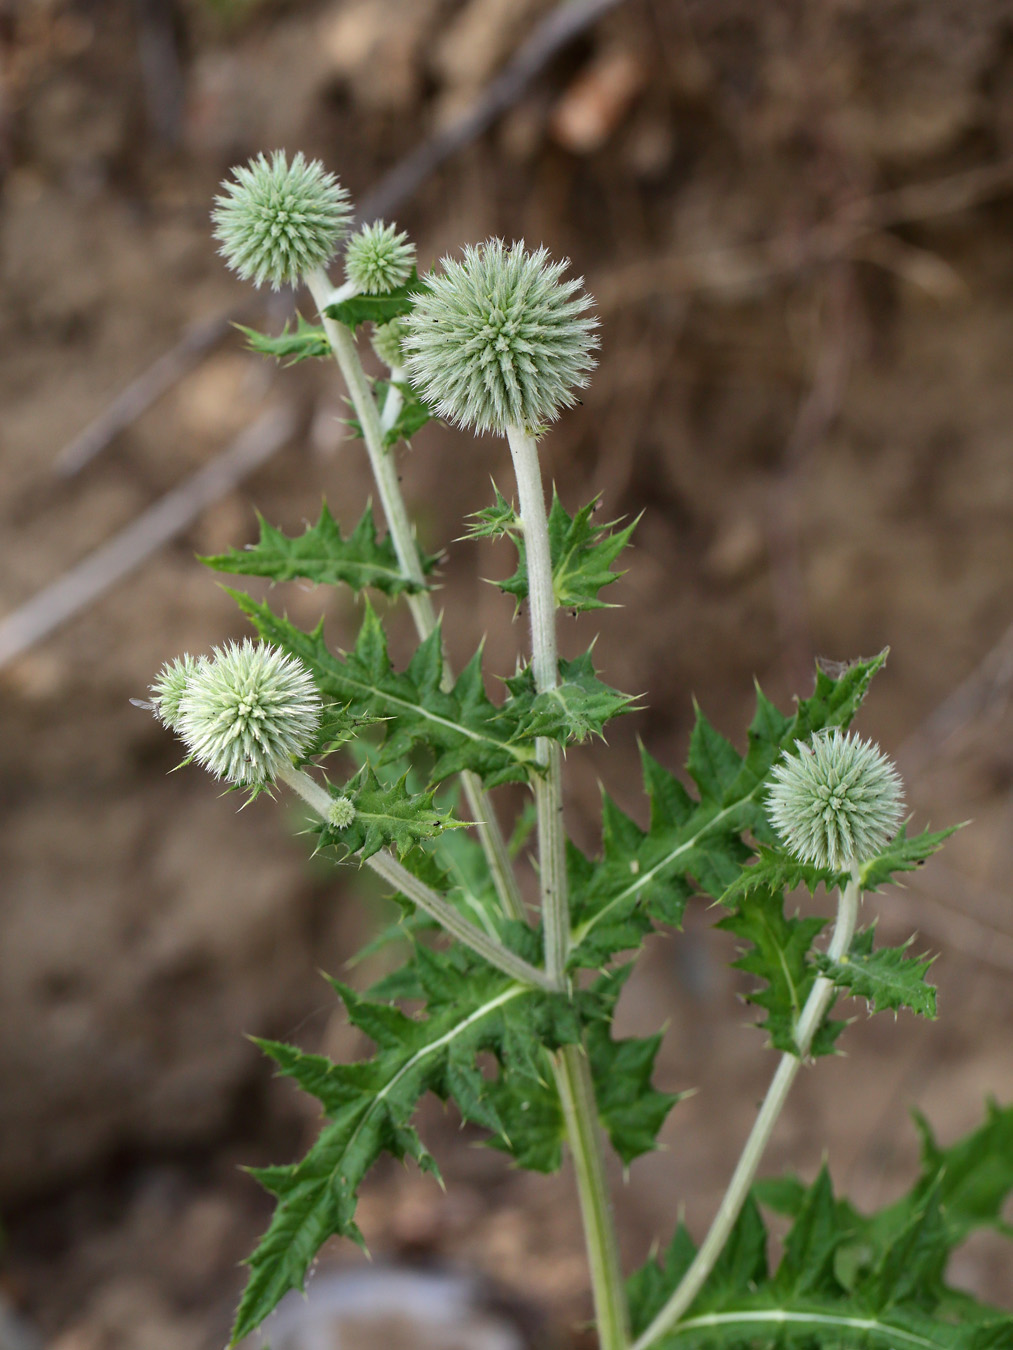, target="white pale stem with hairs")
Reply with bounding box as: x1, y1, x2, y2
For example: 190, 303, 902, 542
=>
632, 863, 863, 1350
303, 268, 525, 927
